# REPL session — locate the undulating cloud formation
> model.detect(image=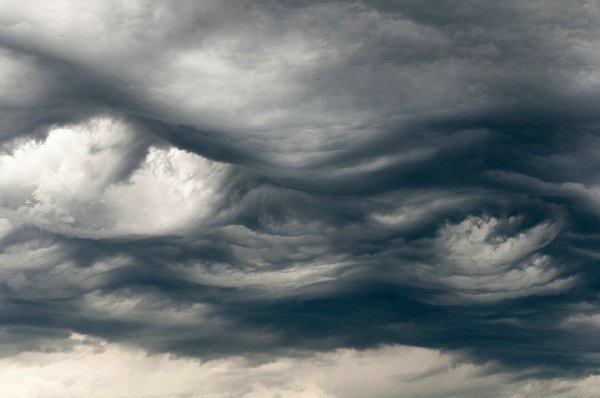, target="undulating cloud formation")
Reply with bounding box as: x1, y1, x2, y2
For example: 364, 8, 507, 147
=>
1, 0, 600, 396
